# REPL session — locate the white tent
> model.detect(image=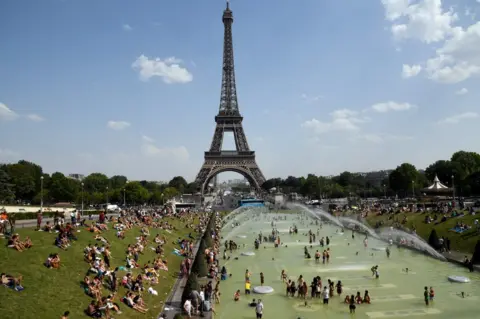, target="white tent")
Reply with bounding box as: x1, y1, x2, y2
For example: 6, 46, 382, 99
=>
422, 175, 451, 193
